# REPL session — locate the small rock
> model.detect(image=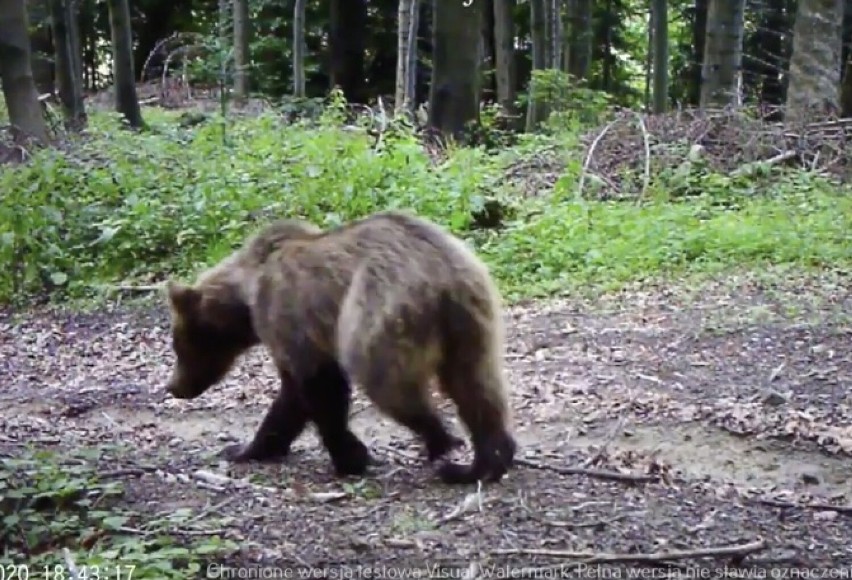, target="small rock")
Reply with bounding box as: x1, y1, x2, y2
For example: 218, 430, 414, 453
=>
762, 390, 789, 406
800, 471, 821, 485
813, 510, 838, 522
